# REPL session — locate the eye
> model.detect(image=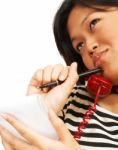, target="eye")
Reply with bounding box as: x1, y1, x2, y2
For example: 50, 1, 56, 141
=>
76, 42, 84, 52
89, 18, 100, 30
